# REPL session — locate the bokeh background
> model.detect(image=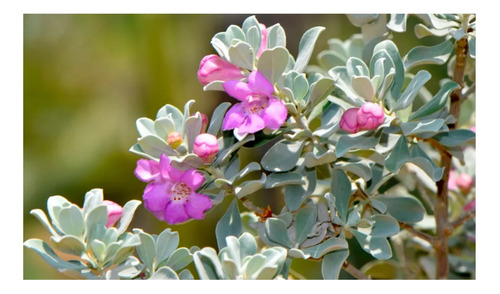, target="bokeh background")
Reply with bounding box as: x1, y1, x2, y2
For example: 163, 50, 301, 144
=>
23, 14, 466, 279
